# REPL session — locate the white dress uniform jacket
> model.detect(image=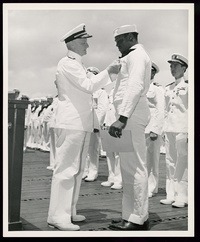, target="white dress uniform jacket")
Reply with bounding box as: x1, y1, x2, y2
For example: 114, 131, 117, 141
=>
164, 77, 188, 133
113, 44, 151, 118
145, 82, 165, 135
113, 44, 151, 225
54, 51, 111, 132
